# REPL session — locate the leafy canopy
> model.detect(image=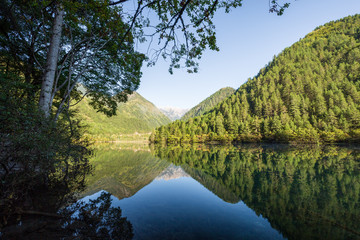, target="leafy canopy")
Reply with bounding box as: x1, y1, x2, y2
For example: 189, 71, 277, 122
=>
0, 0, 290, 116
